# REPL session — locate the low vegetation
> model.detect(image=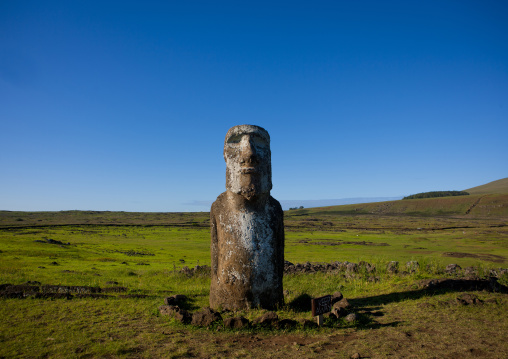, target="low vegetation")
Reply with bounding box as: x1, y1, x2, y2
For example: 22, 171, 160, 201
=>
403, 191, 469, 200
1, 194, 507, 358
